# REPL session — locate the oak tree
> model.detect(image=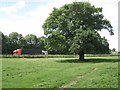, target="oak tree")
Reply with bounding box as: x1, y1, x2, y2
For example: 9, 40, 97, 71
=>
42, 2, 113, 61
